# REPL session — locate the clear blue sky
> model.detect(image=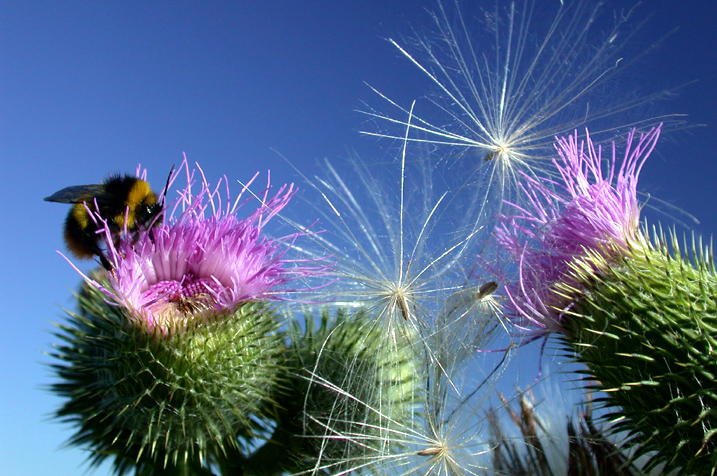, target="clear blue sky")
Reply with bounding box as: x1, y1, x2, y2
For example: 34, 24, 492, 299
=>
1, 1, 715, 474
